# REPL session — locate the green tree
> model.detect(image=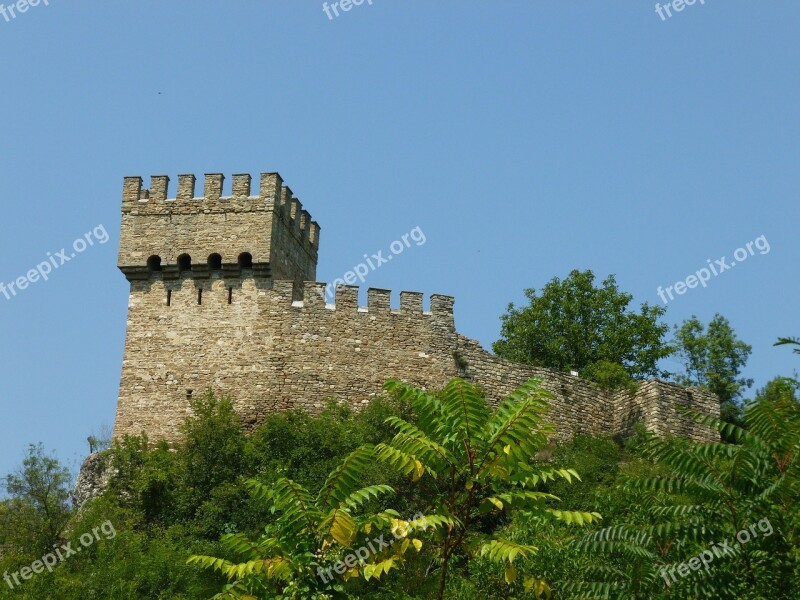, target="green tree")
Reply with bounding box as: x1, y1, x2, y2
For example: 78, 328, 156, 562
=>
754, 376, 800, 404
579, 360, 638, 393
108, 433, 183, 528
108, 392, 254, 537
673, 315, 752, 425
493, 270, 671, 381
3, 444, 73, 555
375, 377, 601, 599
180, 390, 246, 498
